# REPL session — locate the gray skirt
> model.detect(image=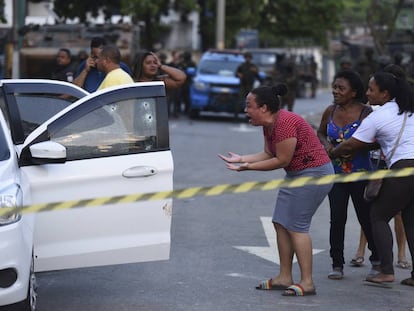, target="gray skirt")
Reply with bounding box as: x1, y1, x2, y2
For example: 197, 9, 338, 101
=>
272, 162, 334, 233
